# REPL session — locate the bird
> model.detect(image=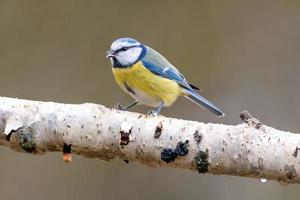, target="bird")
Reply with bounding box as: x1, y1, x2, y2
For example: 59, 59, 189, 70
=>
106, 37, 224, 117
